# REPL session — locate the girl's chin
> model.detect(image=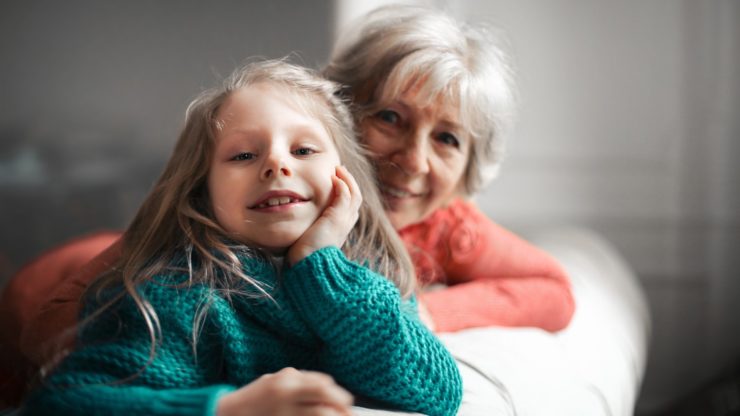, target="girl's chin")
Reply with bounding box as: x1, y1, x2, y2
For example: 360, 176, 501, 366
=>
237, 238, 297, 256
263, 246, 290, 256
